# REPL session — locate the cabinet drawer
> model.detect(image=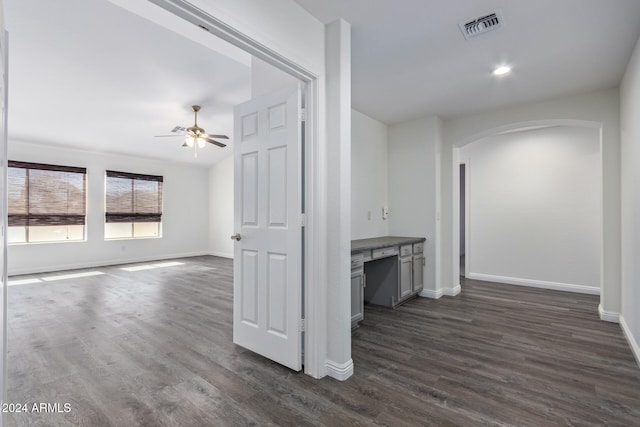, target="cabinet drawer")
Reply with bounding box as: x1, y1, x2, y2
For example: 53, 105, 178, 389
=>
400, 244, 412, 257
351, 253, 364, 270
372, 246, 398, 259
413, 242, 424, 254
